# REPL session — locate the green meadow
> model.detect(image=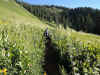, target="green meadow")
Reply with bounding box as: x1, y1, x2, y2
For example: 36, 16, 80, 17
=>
0, 0, 100, 75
